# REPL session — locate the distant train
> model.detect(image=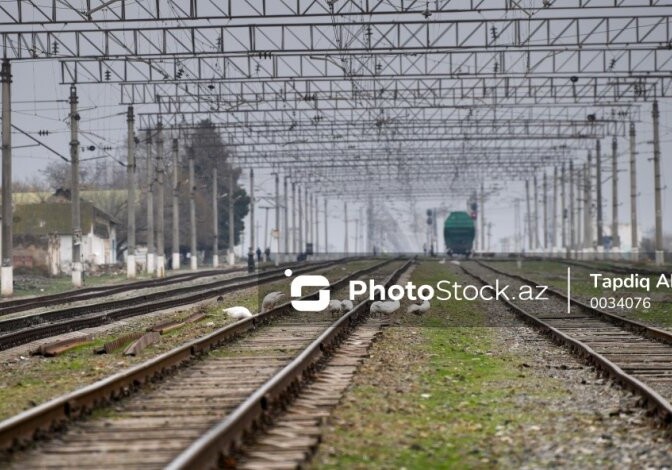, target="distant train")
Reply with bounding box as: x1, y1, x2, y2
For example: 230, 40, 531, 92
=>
444, 211, 476, 256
